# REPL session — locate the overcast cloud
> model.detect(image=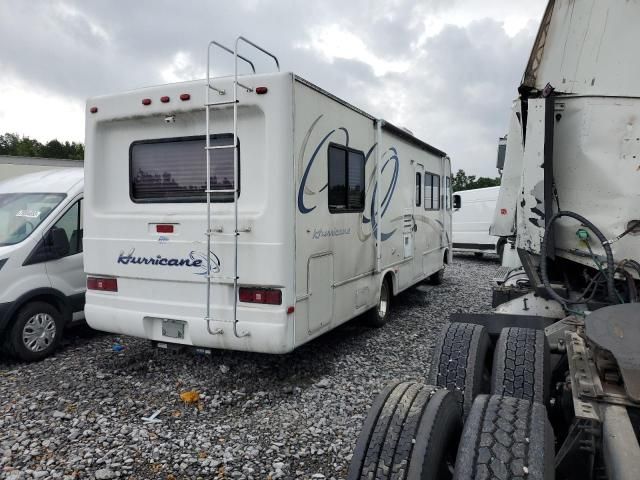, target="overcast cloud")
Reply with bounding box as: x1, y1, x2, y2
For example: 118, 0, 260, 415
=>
0, 0, 546, 176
